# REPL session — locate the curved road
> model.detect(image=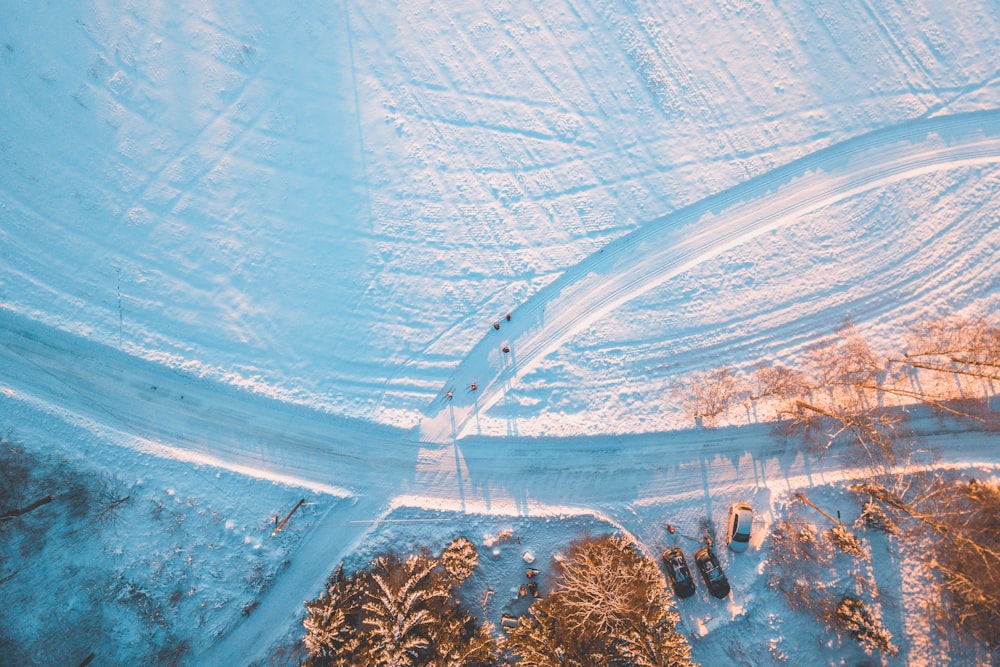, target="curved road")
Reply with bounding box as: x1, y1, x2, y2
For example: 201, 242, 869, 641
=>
419, 109, 1000, 442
